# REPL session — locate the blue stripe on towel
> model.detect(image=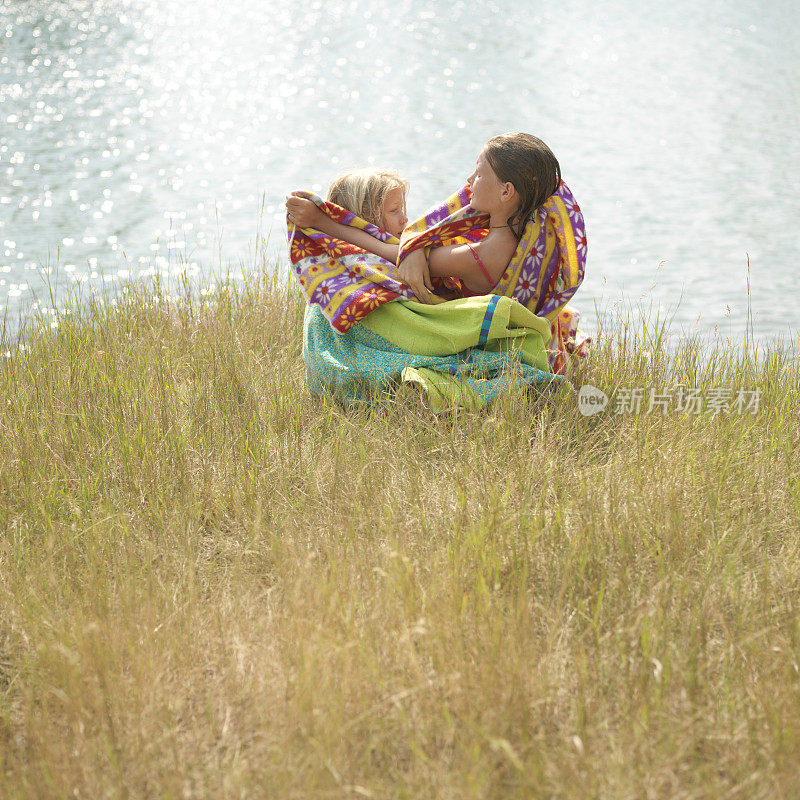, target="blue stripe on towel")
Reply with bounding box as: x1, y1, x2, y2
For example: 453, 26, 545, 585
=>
477, 294, 500, 348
